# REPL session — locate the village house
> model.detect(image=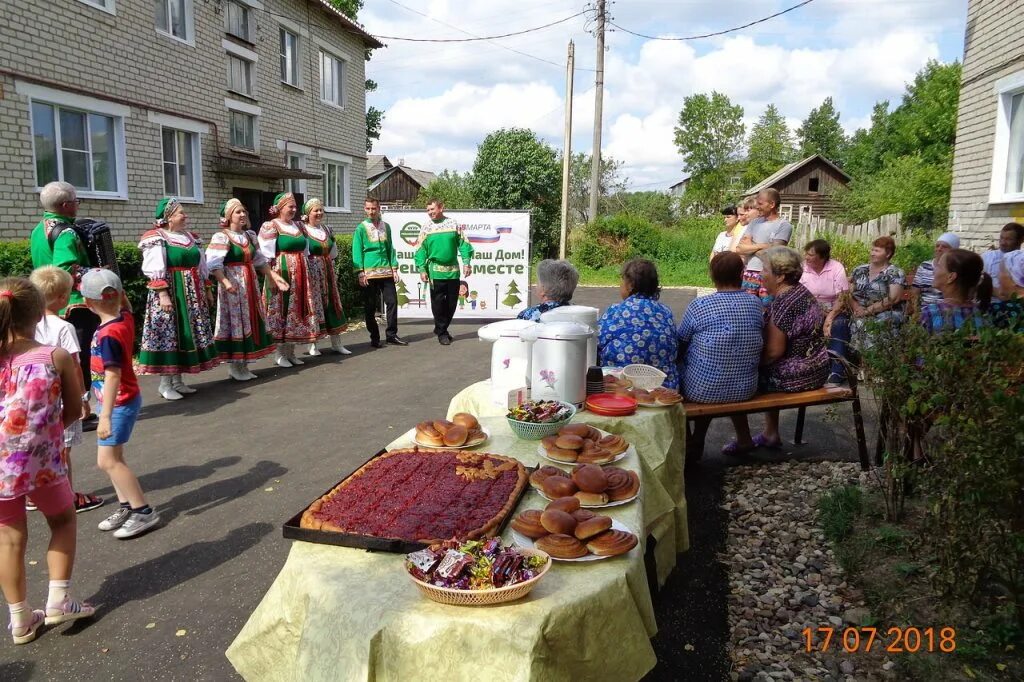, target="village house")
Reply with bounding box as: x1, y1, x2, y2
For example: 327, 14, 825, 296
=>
948, 0, 1024, 248
366, 154, 437, 207
743, 154, 851, 223
0, 0, 382, 239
